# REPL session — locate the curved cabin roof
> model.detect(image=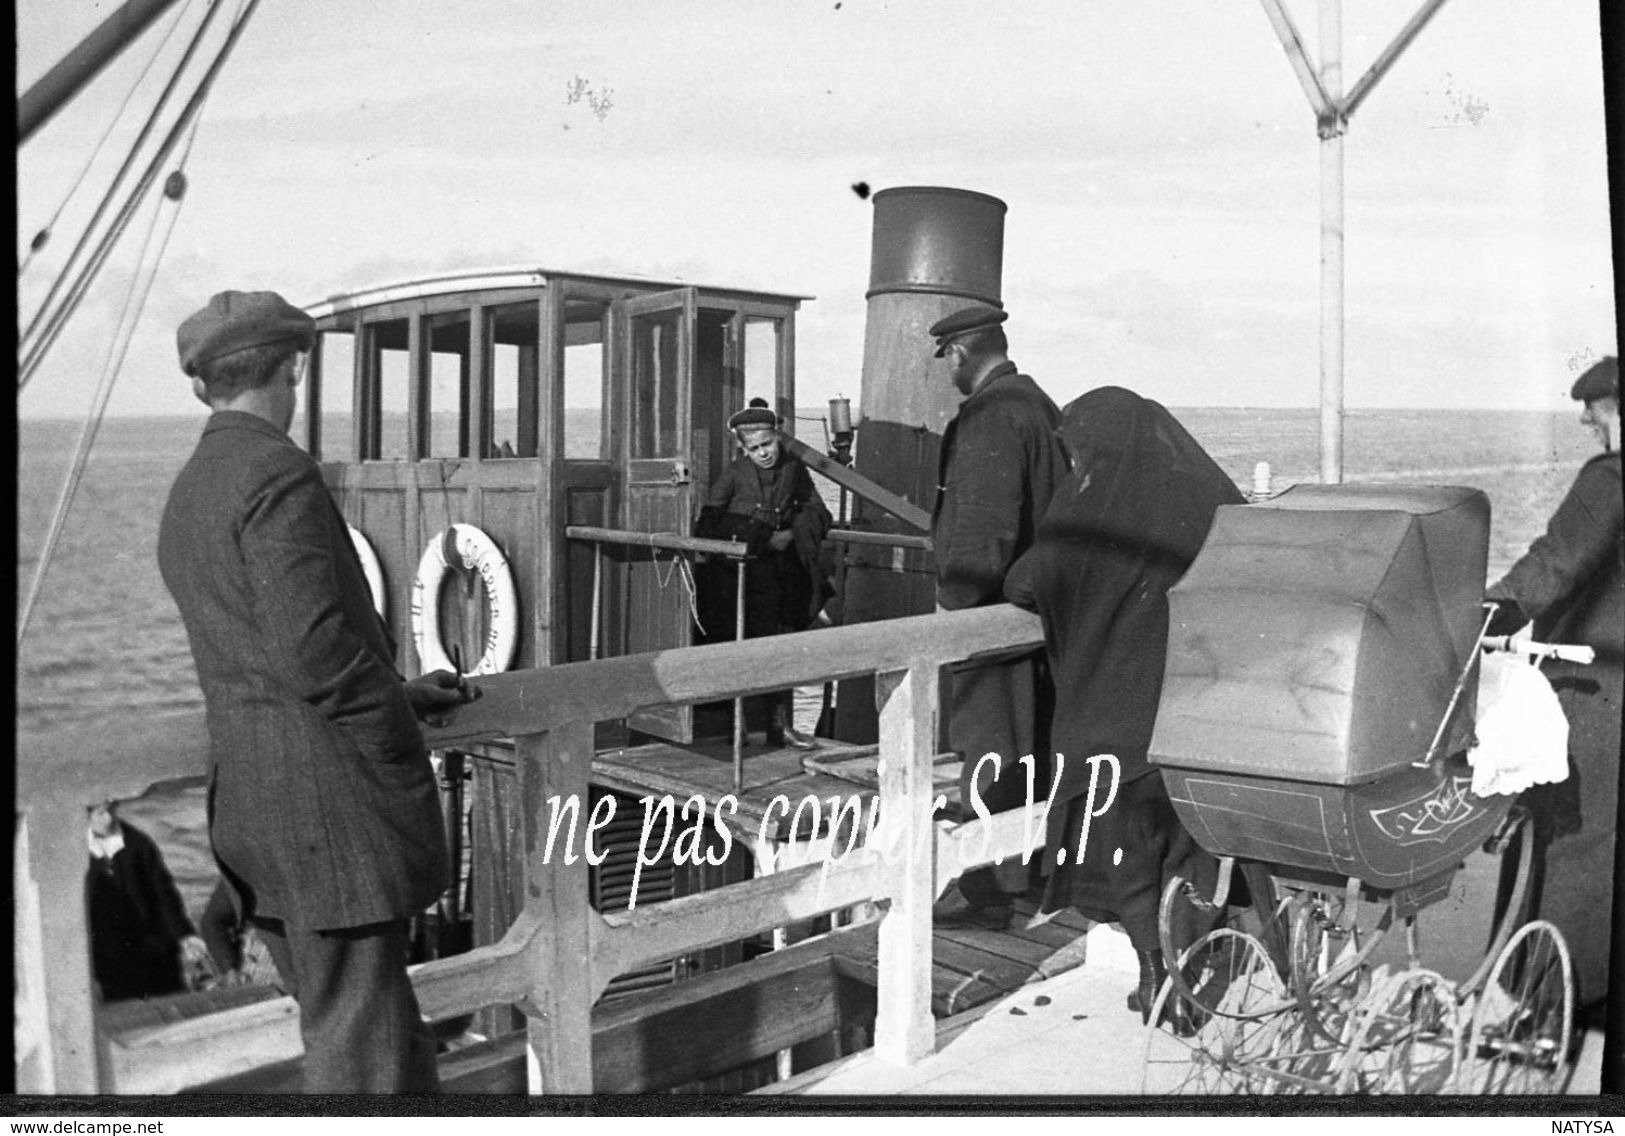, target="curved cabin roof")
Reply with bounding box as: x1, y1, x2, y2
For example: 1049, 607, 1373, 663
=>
303, 265, 813, 320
